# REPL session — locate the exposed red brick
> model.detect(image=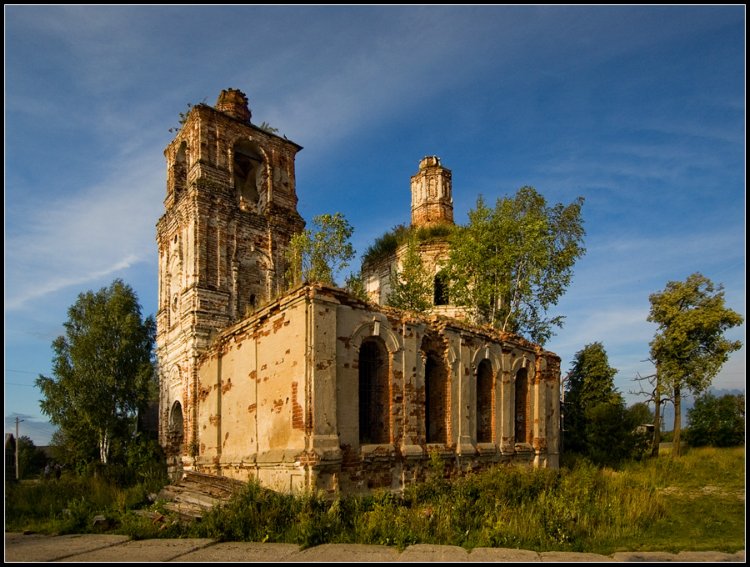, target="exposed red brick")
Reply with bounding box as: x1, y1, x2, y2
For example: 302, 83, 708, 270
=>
291, 382, 304, 430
